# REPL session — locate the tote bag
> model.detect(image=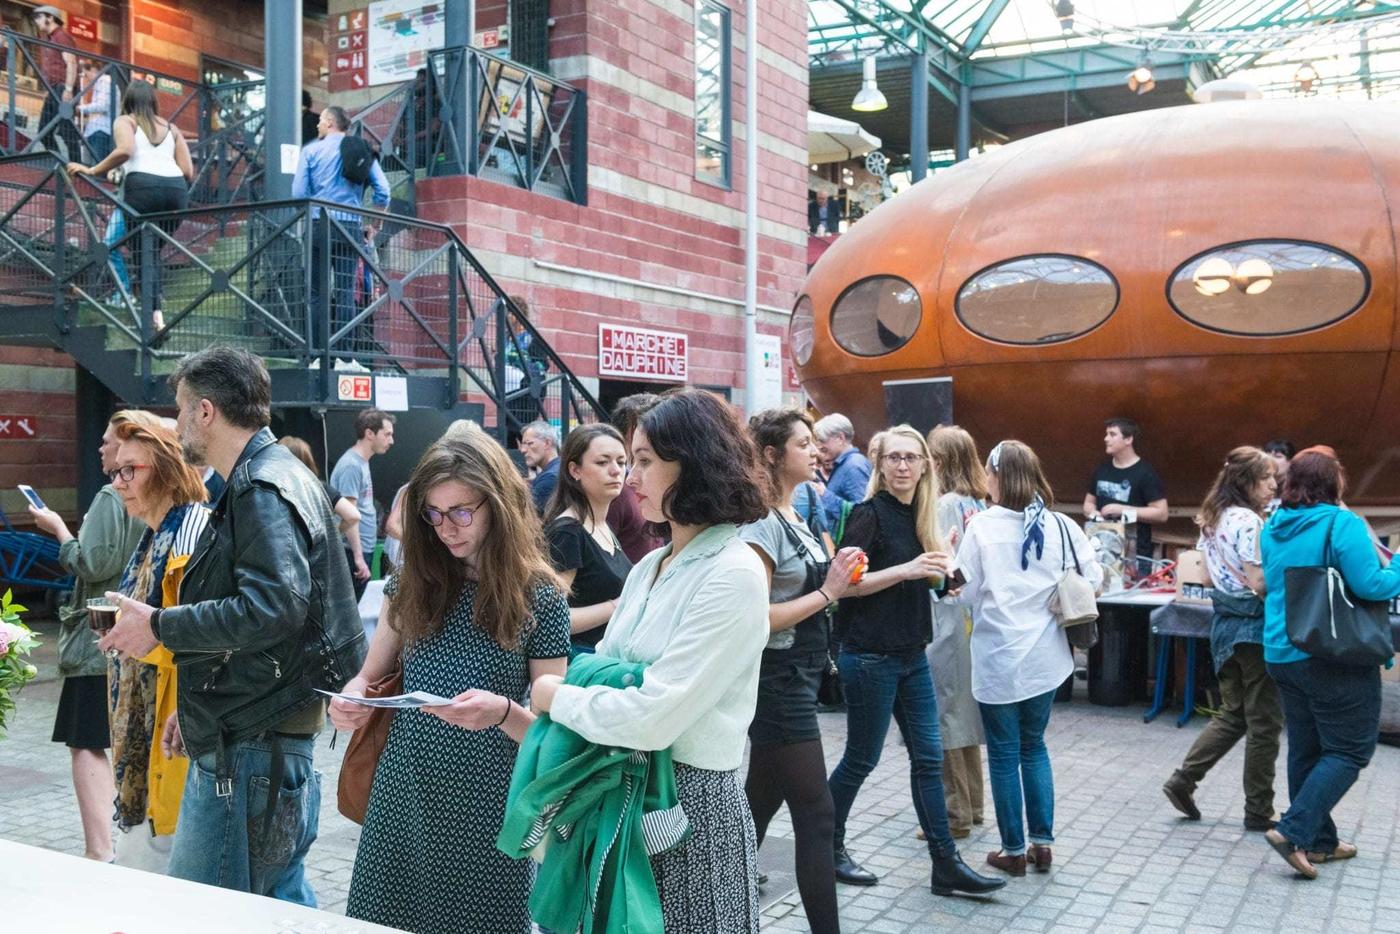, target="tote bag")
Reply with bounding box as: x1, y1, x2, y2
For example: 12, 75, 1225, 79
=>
1284, 512, 1392, 667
